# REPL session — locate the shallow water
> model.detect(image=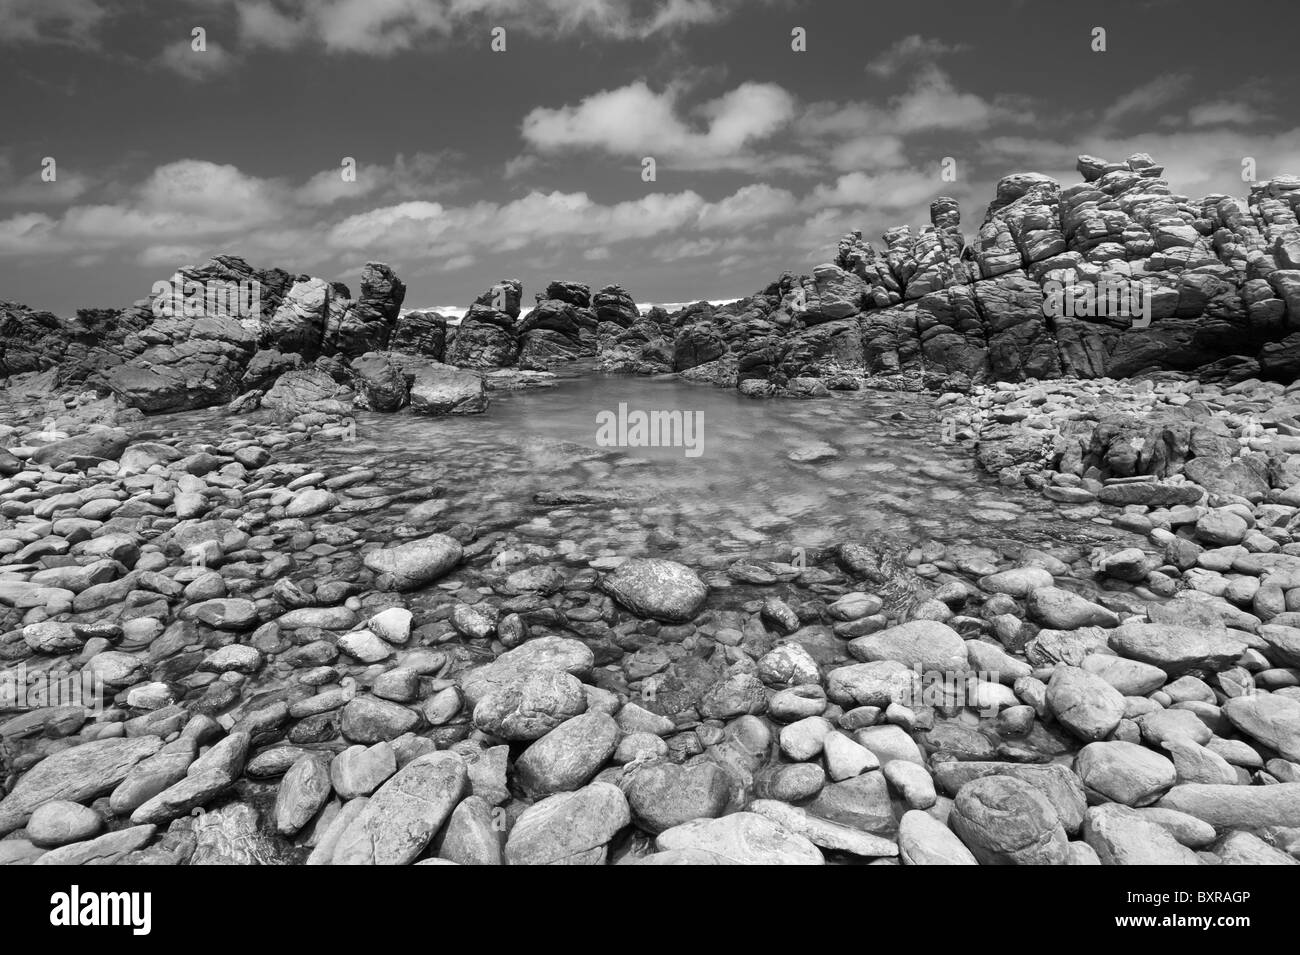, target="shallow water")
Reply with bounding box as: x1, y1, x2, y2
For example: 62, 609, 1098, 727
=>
158, 374, 1128, 573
